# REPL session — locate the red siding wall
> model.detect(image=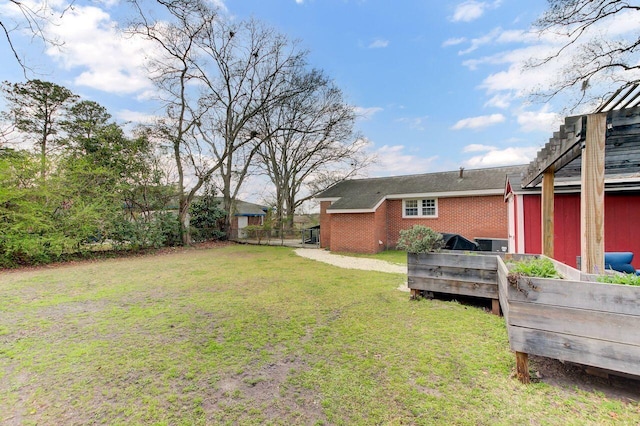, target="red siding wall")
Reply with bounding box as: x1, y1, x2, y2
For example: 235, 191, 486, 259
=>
522, 192, 640, 268
321, 194, 509, 253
